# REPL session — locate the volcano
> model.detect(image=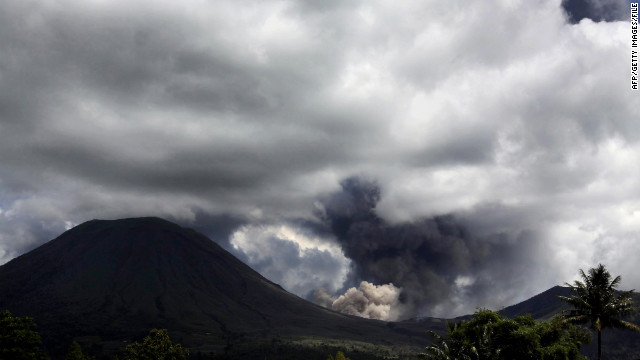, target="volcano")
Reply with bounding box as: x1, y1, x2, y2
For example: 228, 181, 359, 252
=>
4, 217, 640, 359
0, 217, 432, 355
